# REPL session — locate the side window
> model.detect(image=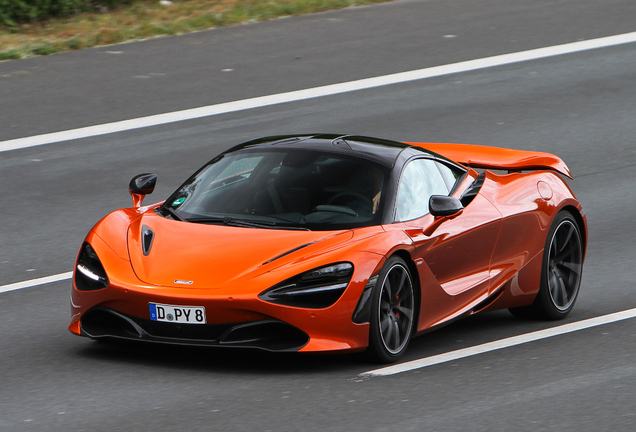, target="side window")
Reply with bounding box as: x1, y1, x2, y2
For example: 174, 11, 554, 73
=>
436, 162, 462, 191
395, 159, 450, 222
